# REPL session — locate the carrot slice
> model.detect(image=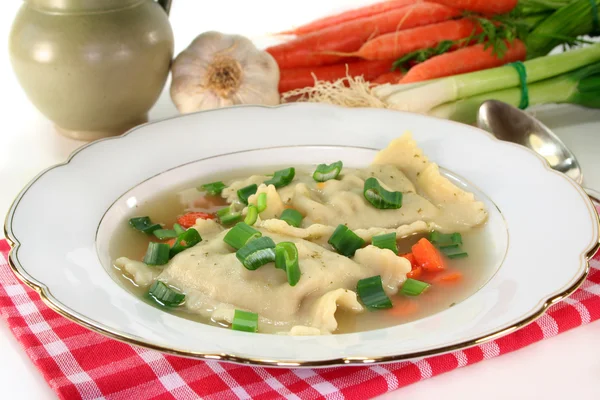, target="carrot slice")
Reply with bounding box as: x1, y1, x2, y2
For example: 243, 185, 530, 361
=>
177, 212, 215, 228
406, 266, 423, 279
436, 271, 463, 283
388, 299, 419, 316
412, 238, 445, 271
400, 253, 416, 266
